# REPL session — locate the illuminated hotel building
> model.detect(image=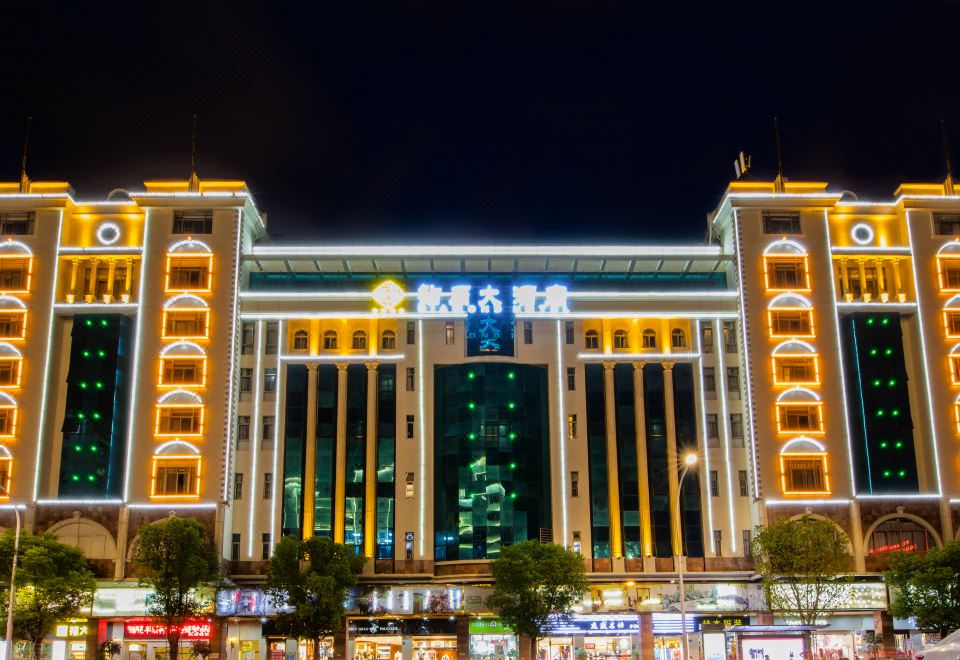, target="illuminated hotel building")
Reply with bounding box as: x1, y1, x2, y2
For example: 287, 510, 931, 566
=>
2, 173, 959, 658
